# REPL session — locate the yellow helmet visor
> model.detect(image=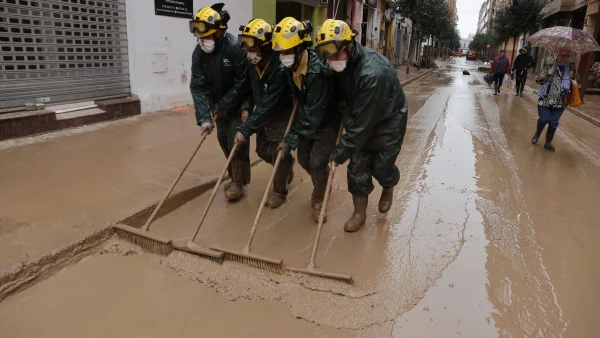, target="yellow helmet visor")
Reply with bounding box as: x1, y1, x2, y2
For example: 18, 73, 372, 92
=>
189, 21, 215, 34
238, 35, 259, 49
315, 41, 342, 60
